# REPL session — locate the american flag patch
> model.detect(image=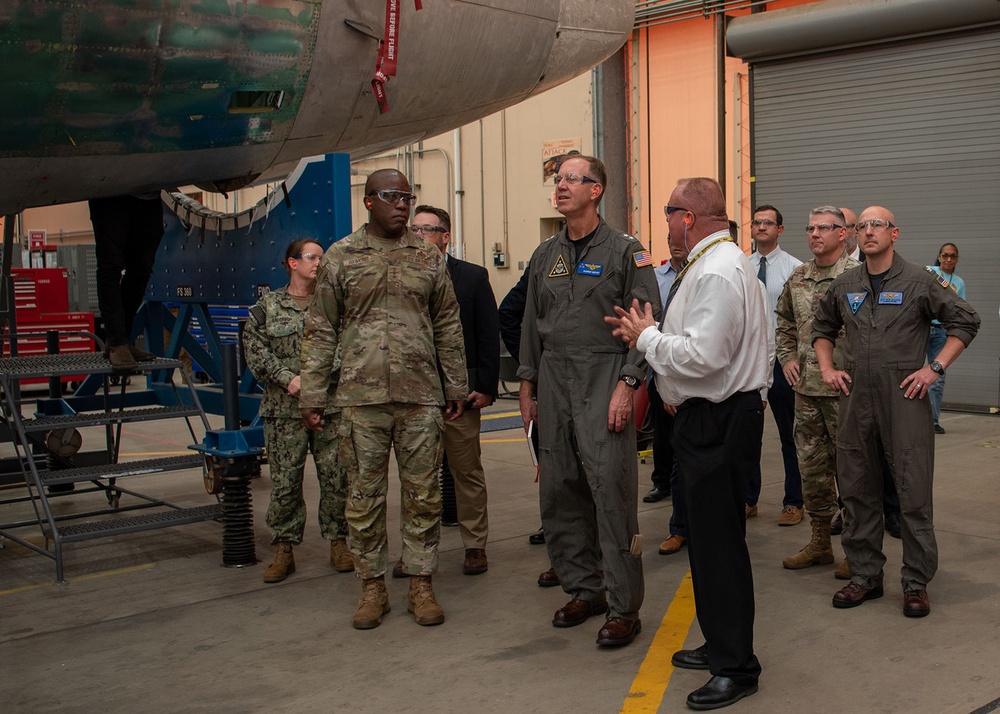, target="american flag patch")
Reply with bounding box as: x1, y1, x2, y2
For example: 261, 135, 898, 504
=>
633, 250, 653, 268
